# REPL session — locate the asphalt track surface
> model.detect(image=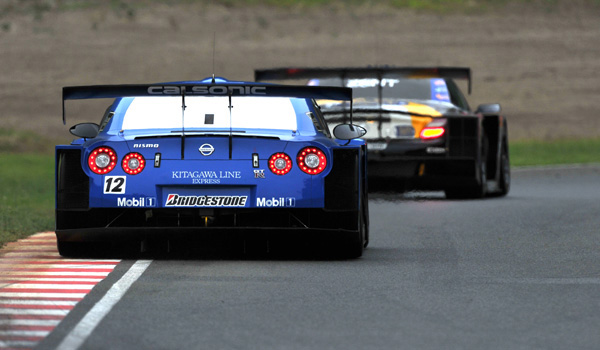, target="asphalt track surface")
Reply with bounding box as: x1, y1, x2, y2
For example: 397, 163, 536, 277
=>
38, 165, 600, 350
